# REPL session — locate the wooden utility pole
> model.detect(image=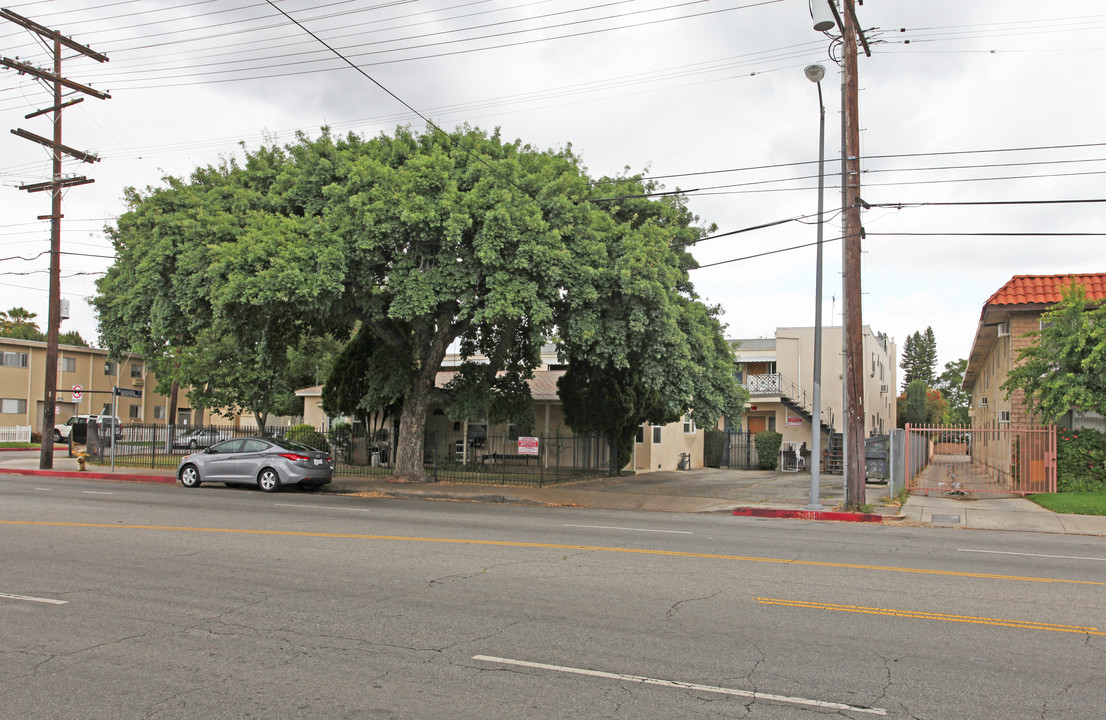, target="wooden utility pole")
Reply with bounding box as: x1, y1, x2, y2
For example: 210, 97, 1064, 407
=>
841, 0, 865, 506
0, 9, 109, 469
